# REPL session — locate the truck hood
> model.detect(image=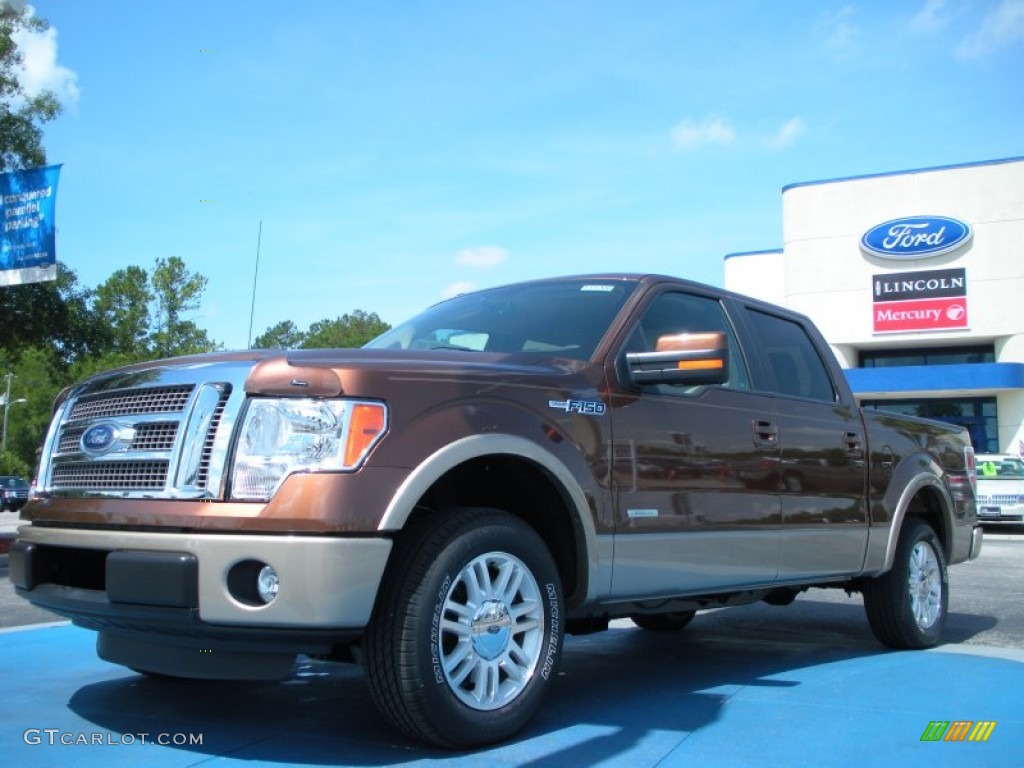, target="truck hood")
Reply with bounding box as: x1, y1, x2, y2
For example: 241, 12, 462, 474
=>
246, 347, 593, 398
